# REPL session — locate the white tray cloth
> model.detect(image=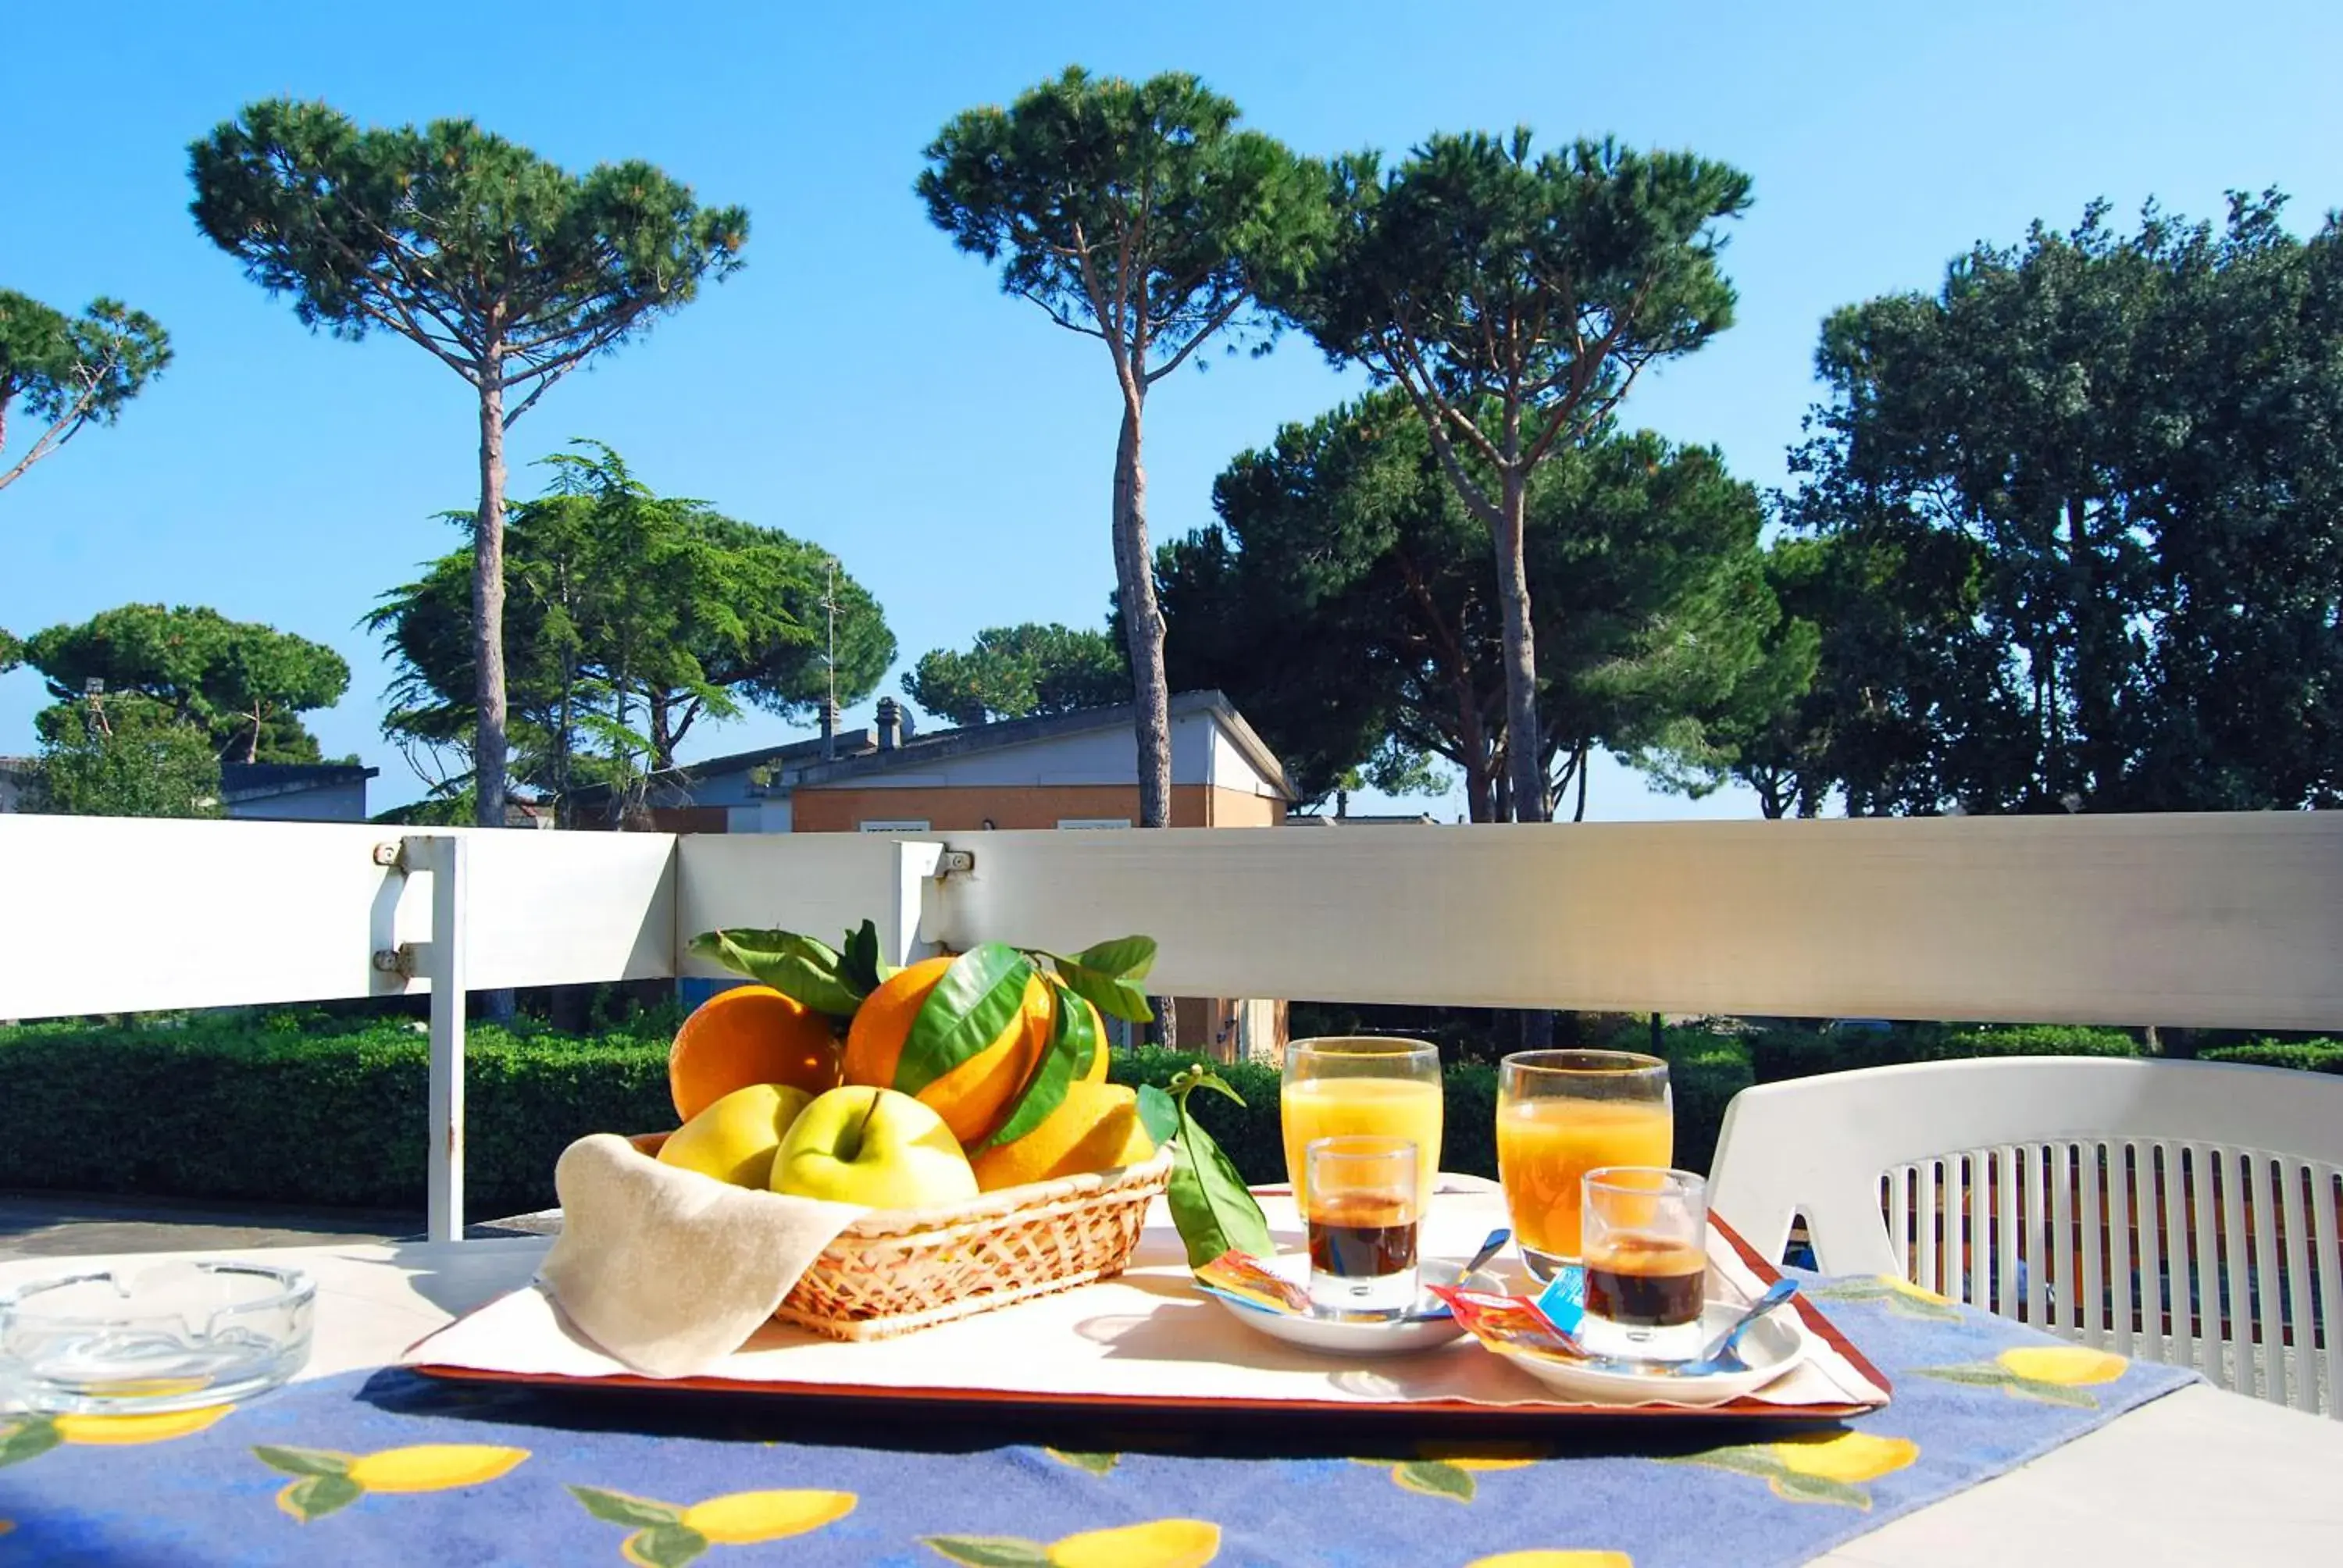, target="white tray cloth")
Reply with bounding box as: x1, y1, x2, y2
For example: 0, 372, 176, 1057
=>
405, 1180, 1886, 1413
